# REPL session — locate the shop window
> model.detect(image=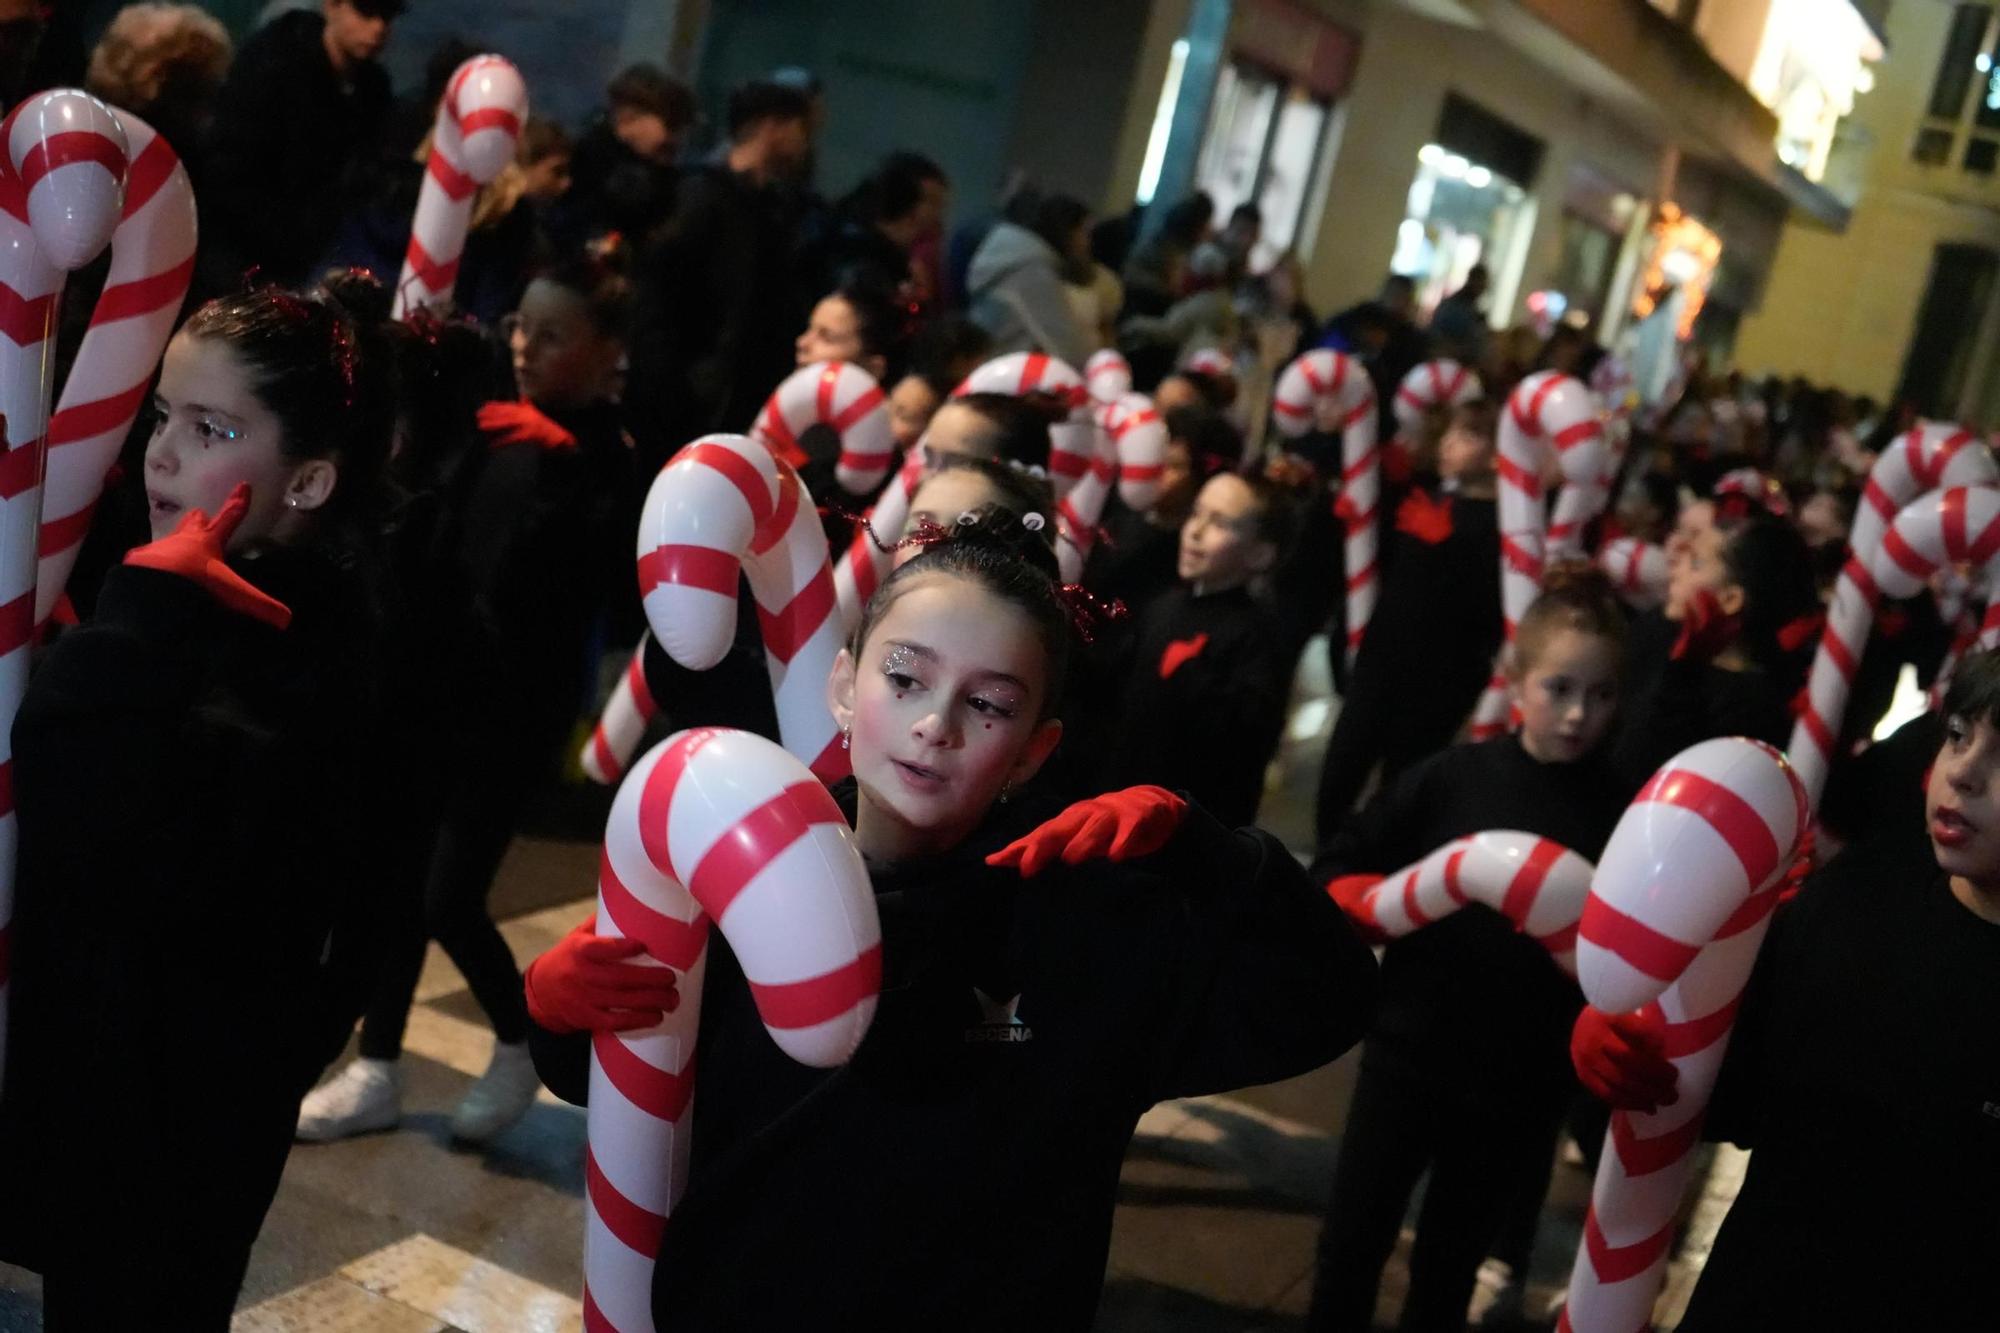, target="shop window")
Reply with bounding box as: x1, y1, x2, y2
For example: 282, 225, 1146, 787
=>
1967, 136, 2000, 174
1915, 126, 1957, 166
1193, 60, 1335, 267
1930, 4, 1993, 121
